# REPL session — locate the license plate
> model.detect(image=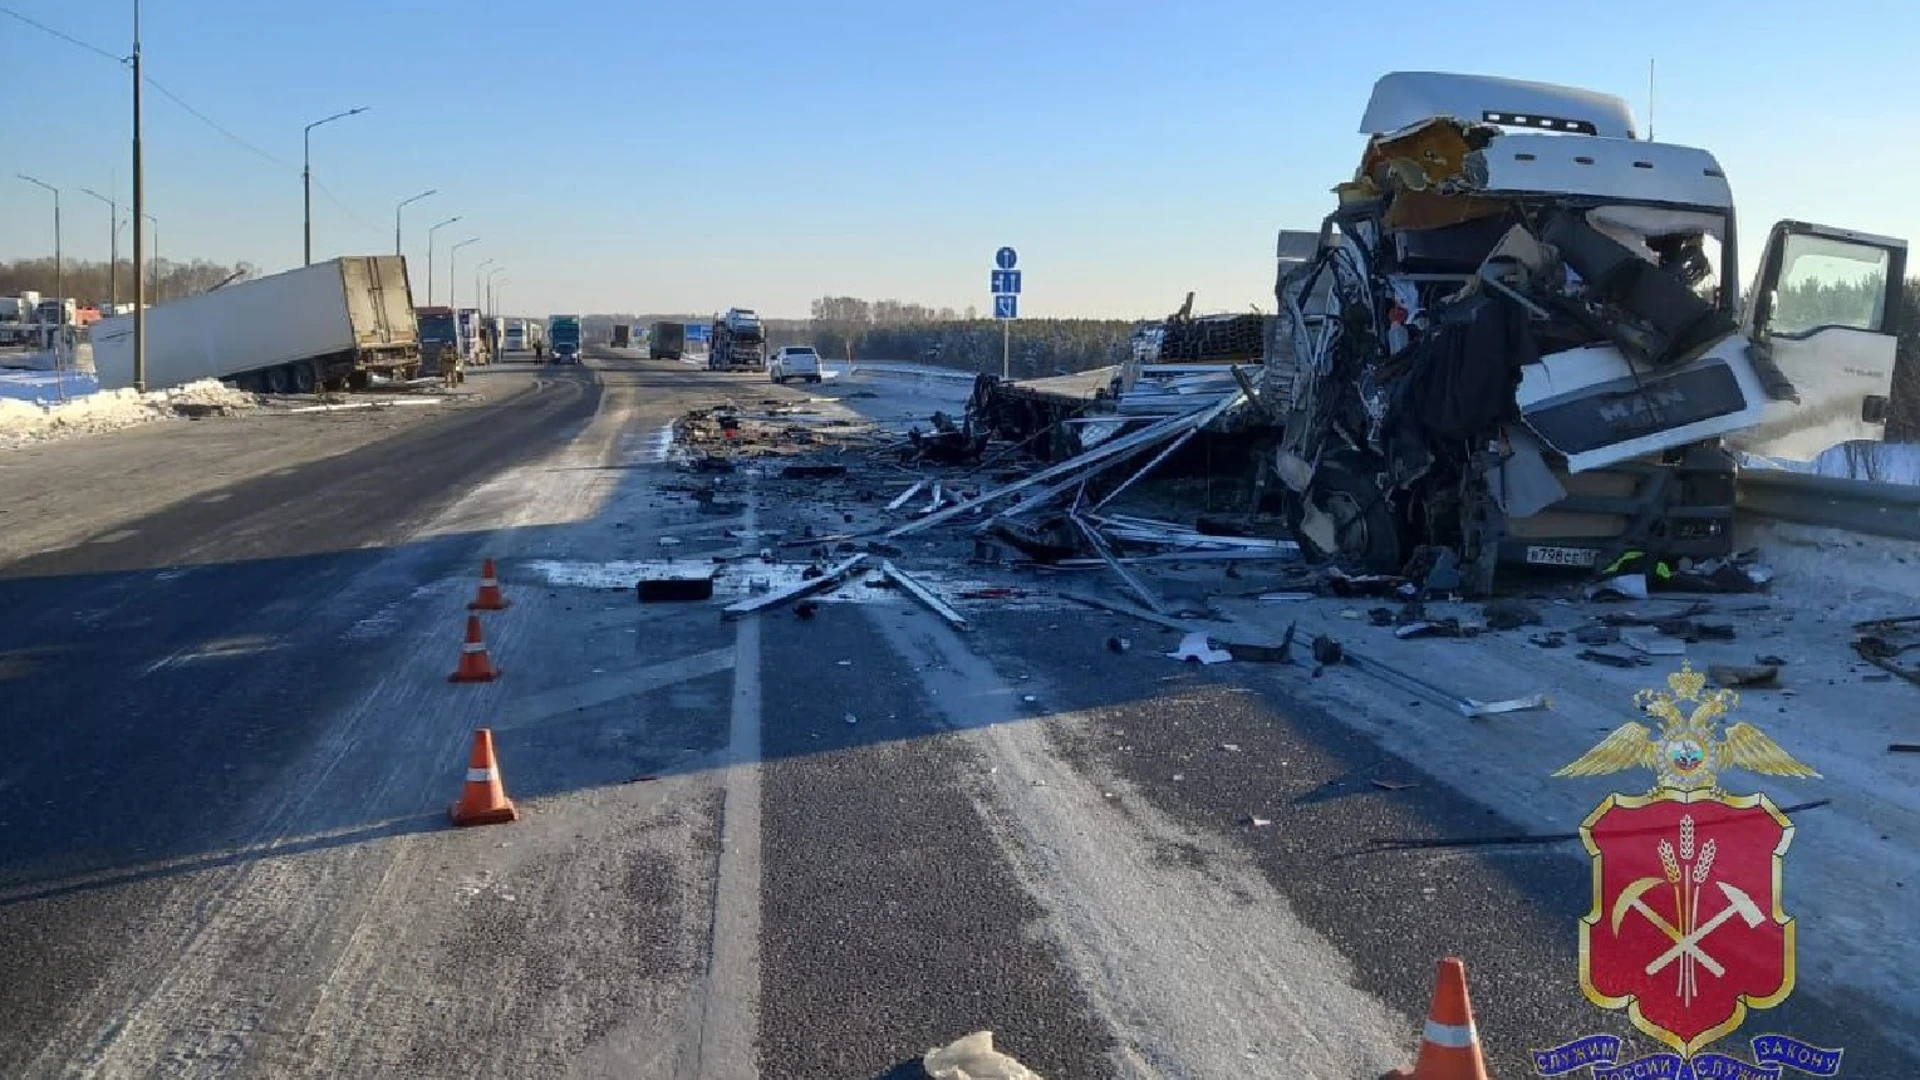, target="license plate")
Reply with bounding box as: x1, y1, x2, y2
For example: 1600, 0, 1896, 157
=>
1526, 545, 1598, 568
